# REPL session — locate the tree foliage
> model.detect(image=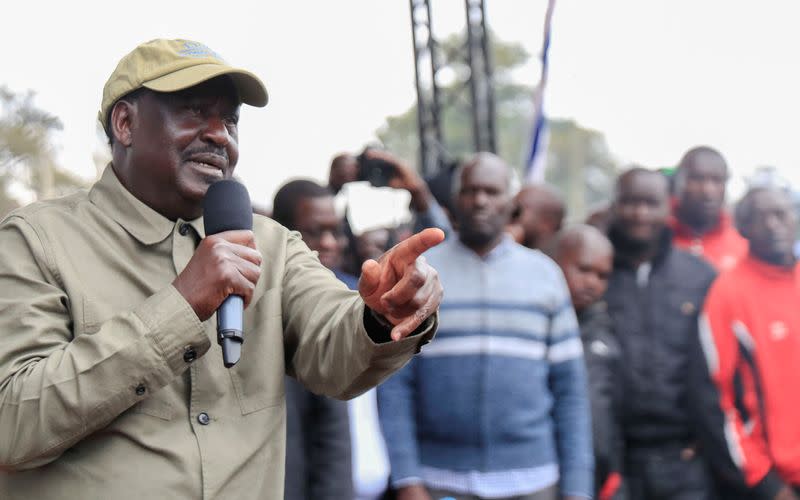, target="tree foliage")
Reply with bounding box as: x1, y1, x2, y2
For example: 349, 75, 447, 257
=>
0, 86, 87, 216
